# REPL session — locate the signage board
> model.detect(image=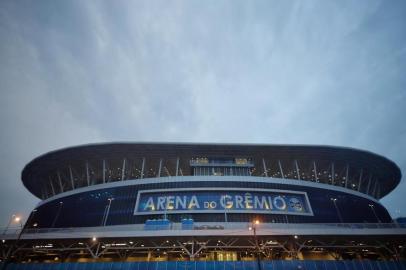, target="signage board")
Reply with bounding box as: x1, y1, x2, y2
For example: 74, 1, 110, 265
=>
134, 188, 313, 216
